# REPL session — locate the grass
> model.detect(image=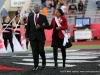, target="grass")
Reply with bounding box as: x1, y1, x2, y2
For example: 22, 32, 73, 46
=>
6, 45, 100, 54
44, 45, 100, 50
